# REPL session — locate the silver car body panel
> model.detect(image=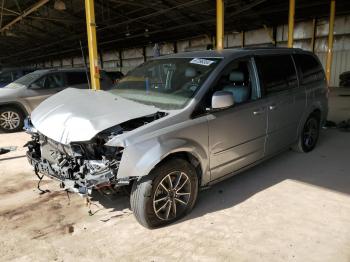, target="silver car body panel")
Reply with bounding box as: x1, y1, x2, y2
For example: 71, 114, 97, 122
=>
31, 88, 159, 144
0, 69, 114, 117
25, 48, 328, 192
106, 114, 211, 184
